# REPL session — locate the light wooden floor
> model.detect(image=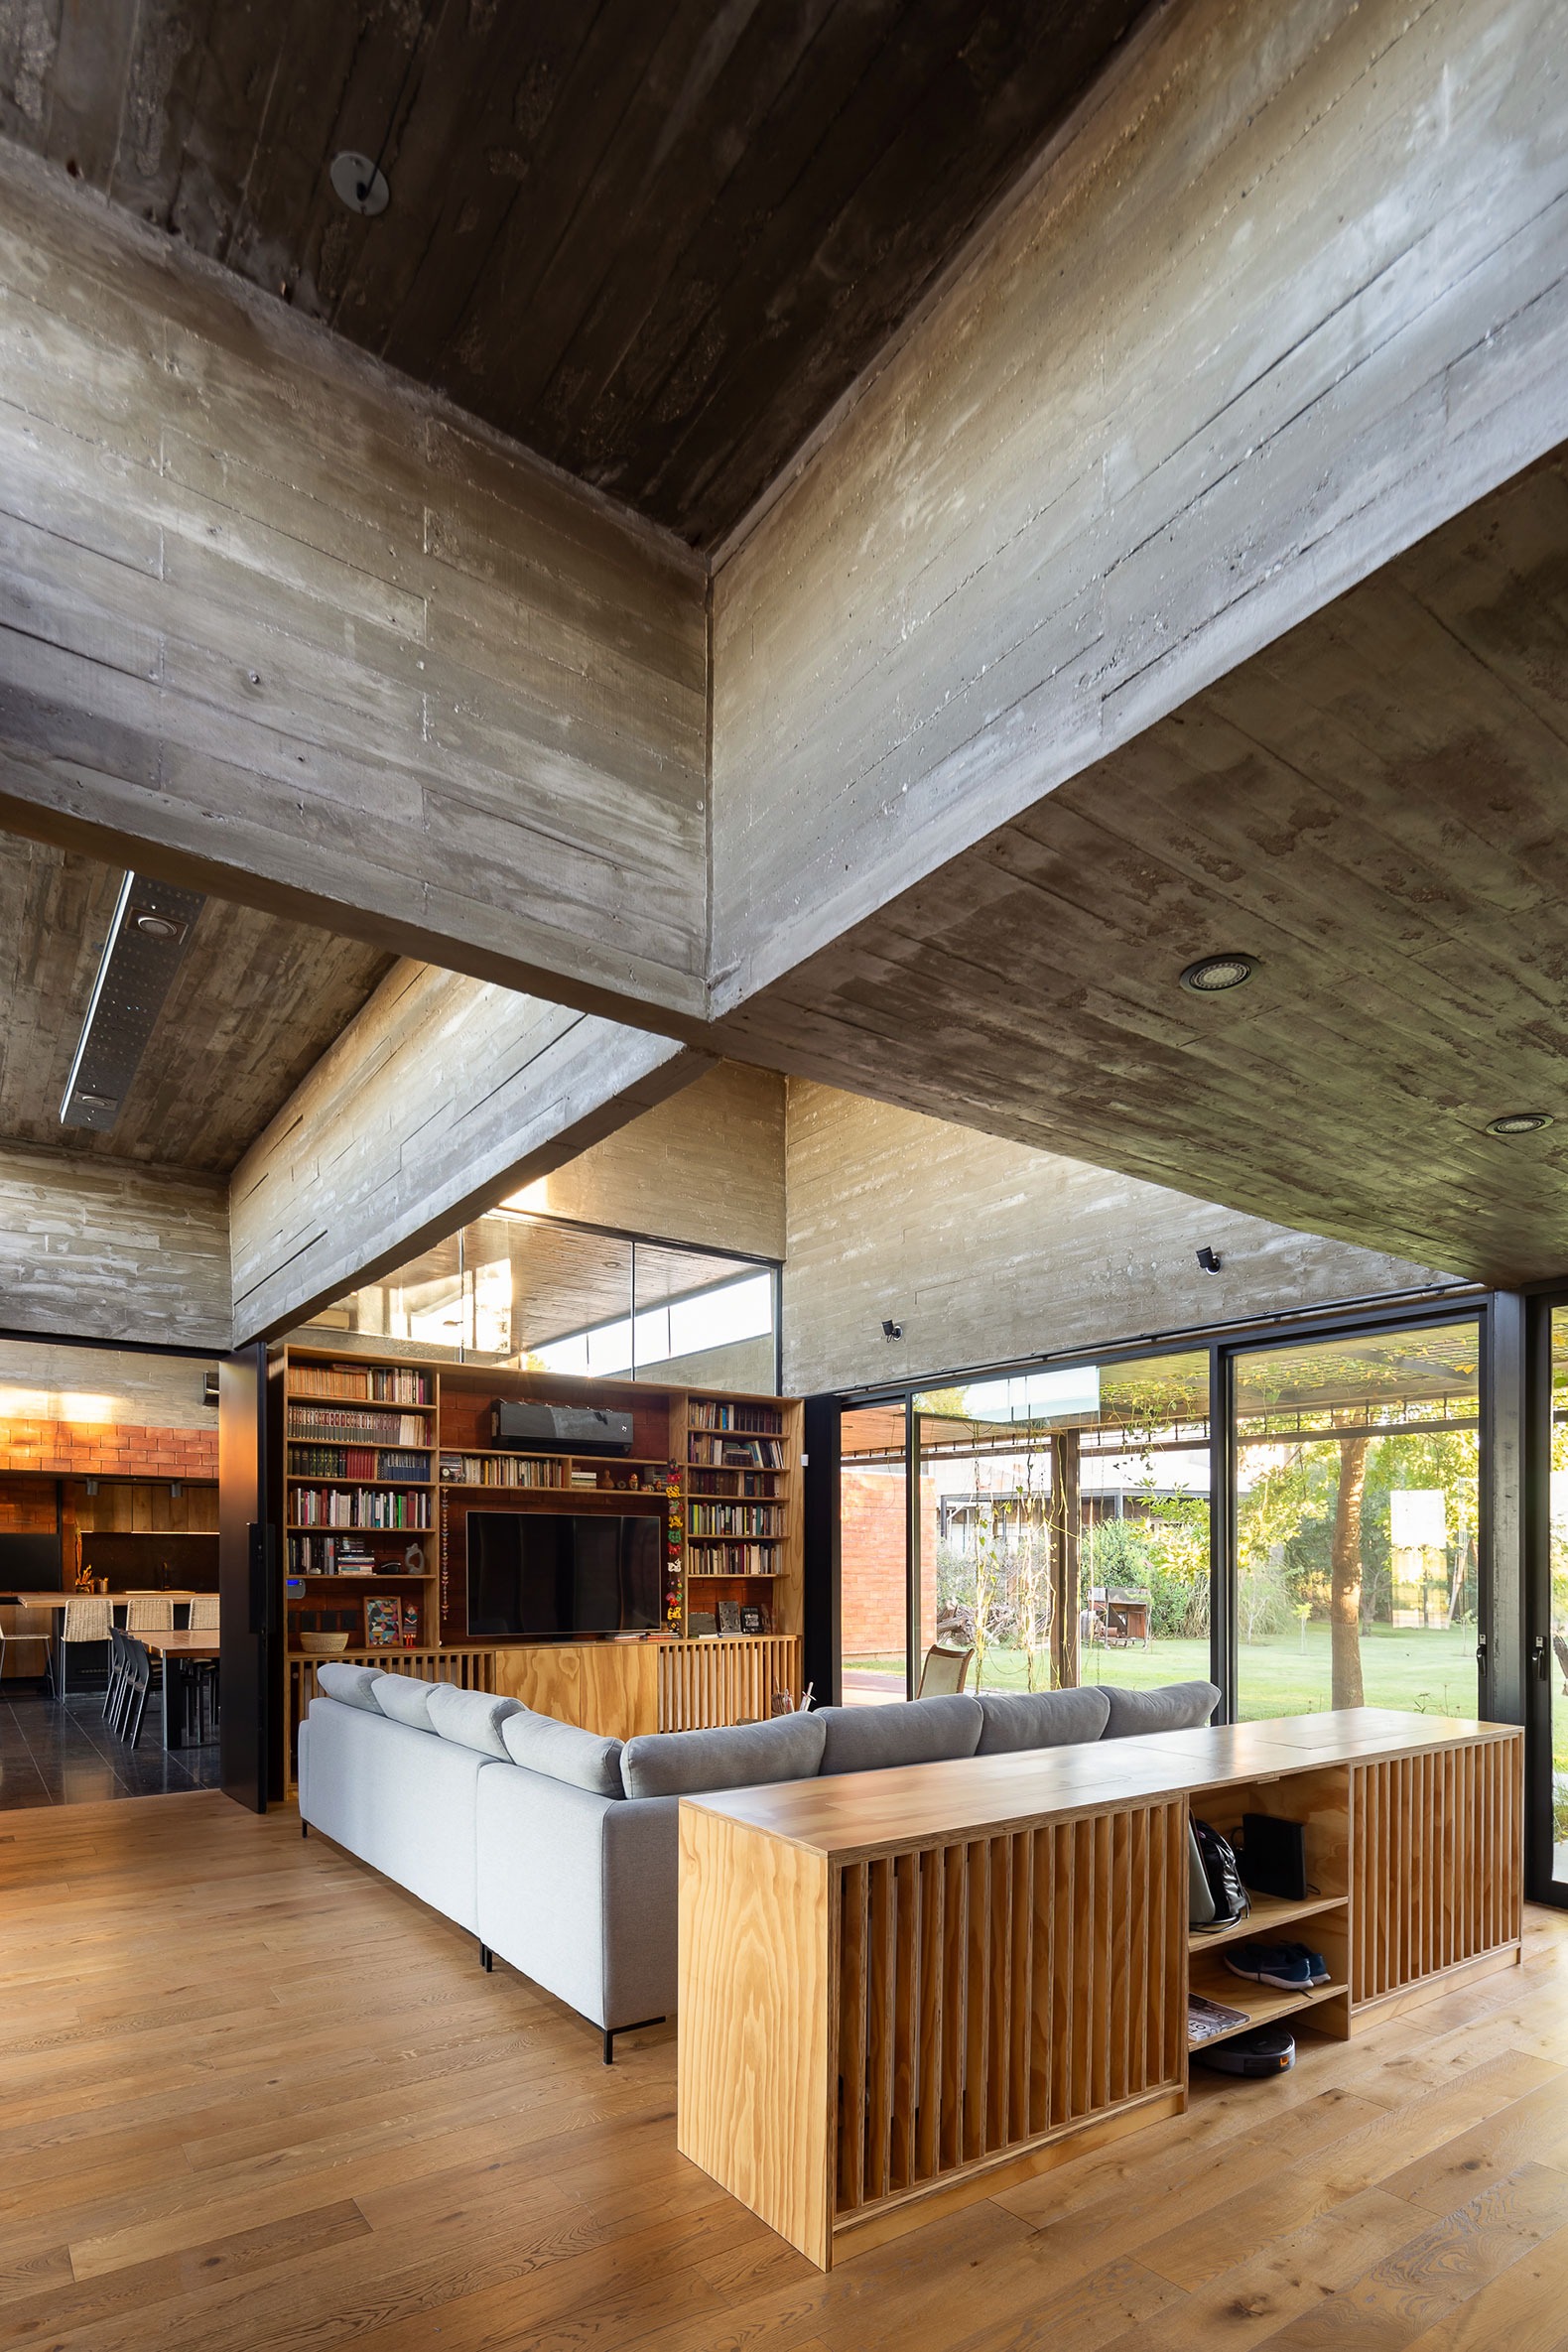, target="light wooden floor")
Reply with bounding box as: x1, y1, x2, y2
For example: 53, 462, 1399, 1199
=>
3, 1792, 1567, 2352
